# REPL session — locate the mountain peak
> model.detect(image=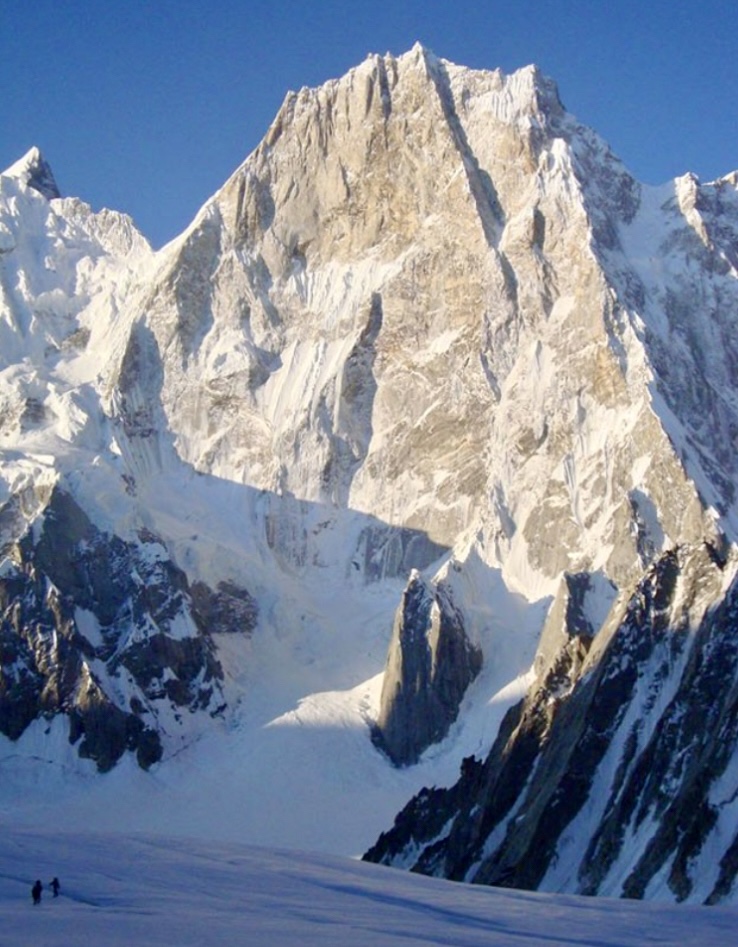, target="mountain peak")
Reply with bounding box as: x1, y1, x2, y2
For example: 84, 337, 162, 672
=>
2, 146, 61, 199
4, 48, 738, 906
